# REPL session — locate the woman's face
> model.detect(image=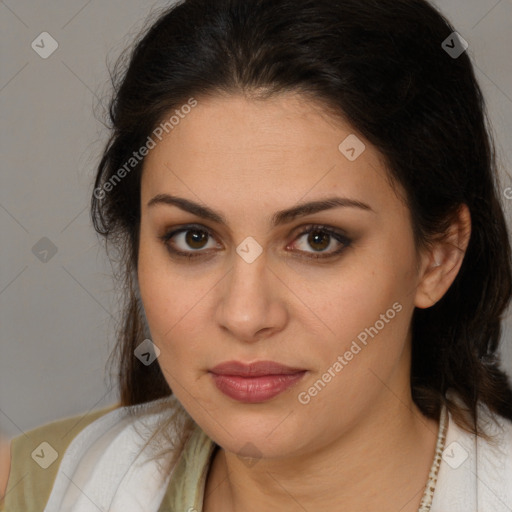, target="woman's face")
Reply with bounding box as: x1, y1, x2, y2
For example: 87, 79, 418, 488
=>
138, 92, 426, 459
